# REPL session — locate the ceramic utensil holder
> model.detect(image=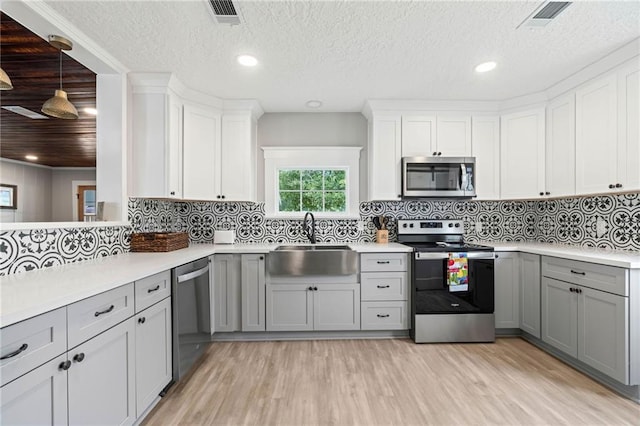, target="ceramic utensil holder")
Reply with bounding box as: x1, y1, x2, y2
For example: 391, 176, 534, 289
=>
376, 230, 389, 244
